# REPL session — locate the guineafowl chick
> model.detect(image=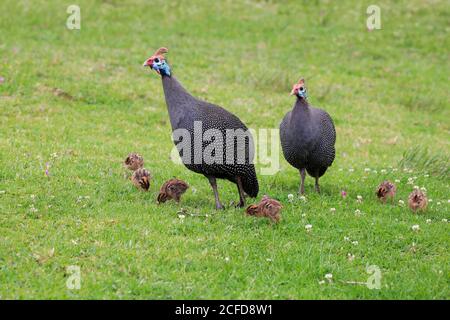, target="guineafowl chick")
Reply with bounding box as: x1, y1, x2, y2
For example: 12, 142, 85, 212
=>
131, 168, 151, 191
408, 188, 428, 213
124, 153, 144, 171
376, 180, 396, 203
157, 178, 189, 203
246, 195, 283, 223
